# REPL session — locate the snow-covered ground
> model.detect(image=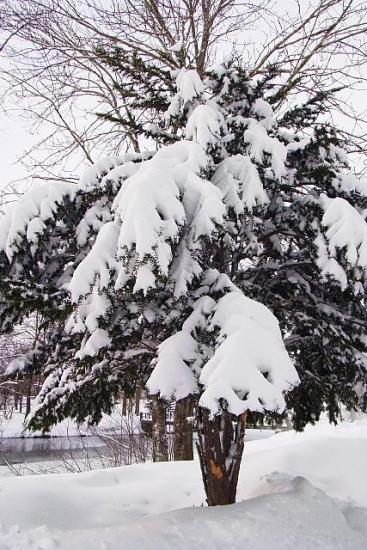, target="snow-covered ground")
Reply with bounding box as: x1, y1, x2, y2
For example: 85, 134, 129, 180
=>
0, 417, 367, 549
